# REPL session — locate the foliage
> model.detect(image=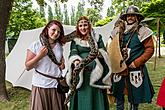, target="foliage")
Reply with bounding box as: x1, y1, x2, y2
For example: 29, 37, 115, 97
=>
48, 5, 53, 22
39, 5, 45, 18
107, 6, 115, 17
111, 0, 127, 14
141, 0, 165, 32
35, 0, 105, 26
87, 8, 102, 26
70, 6, 76, 25
95, 17, 113, 27
88, 0, 104, 12
111, 0, 152, 15
36, 0, 45, 6
87, 0, 103, 25
36, 0, 68, 6
63, 4, 70, 25
76, 1, 85, 22
7, 0, 46, 39
54, 2, 63, 23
